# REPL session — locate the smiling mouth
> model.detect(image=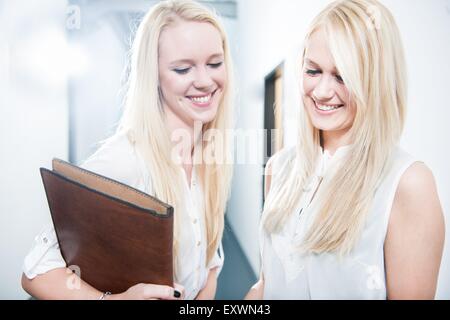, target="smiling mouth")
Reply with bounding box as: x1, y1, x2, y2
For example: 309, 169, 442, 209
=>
314, 100, 344, 112
187, 90, 216, 105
